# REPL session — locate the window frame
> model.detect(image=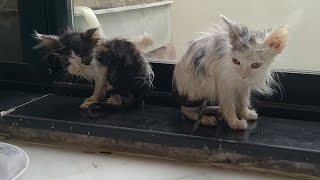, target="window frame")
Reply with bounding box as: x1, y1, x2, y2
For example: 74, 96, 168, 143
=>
0, 0, 48, 82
